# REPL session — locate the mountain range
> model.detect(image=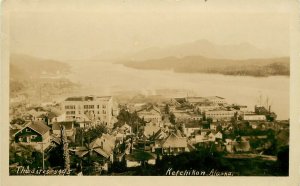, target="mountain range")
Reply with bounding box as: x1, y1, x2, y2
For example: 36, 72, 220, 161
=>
118, 39, 286, 61
113, 39, 289, 77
